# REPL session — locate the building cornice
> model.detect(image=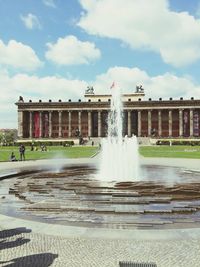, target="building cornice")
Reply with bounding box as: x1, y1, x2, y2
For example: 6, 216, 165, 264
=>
16, 99, 200, 111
